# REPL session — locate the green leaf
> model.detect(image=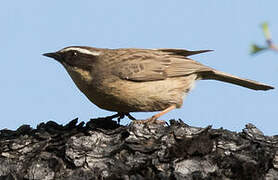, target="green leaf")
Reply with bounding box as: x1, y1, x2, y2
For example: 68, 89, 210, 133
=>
250, 44, 267, 55
261, 22, 271, 40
